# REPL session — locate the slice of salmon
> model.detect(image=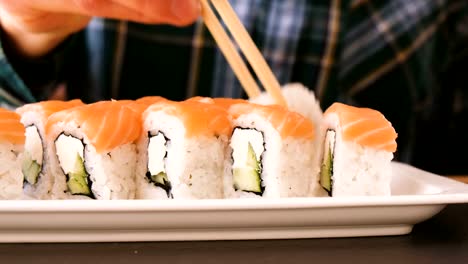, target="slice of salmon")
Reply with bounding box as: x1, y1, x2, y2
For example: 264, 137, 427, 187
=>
136, 96, 166, 106
0, 108, 25, 145
119, 97, 168, 115
46, 101, 141, 153
187, 96, 248, 109
144, 100, 232, 137
212, 98, 249, 109
324, 103, 397, 152
229, 103, 315, 140
16, 99, 84, 118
